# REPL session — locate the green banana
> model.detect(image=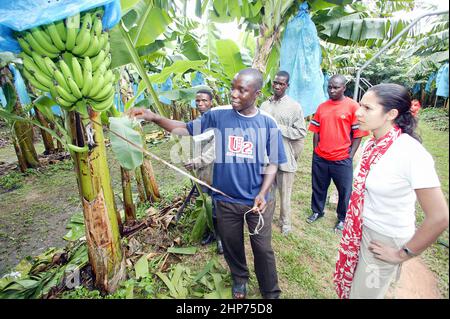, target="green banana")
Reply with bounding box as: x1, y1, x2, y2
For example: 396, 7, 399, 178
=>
92, 83, 113, 101
58, 59, 73, 80
103, 69, 113, 84
29, 27, 59, 54
91, 16, 102, 36
67, 143, 89, 153
30, 69, 53, 88
55, 96, 74, 109
103, 54, 111, 70
104, 41, 110, 54
22, 68, 49, 91
90, 94, 114, 112
71, 57, 84, 89
46, 23, 65, 51
43, 56, 58, 74
91, 49, 106, 71
53, 69, 71, 93
30, 51, 52, 77
56, 85, 78, 103
88, 72, 105, 97
23, 32, 58, 58
22, 55, 53, 87
65, 13, 80, 51
17, 37, 33, 55
98, 33, 108, 52
83, 35, 100, 57
81, 57, 93, 96
72, 12, 92, 54
54, 20, 67, 41
72, 28, 91, 55
49, 81, 59, 100
67, 76, 83, 99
